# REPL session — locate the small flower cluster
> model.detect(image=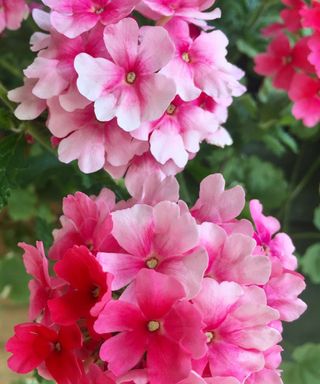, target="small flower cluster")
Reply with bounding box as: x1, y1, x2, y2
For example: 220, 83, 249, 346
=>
8, 0, 245, 180
6, 173, 306, 384
254, 0, 320, 128
0, 0, 29, 34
